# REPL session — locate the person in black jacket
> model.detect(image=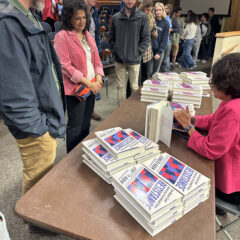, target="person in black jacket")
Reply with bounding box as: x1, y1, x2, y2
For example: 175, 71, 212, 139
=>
207, 7, 221, 57
0, 0, 66, 196
109, 0, 150, 105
